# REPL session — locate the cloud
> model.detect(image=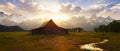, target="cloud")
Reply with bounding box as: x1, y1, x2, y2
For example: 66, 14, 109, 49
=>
0, 1, 119, 31
18, 0, 25, 3
0, 11, 114, 31
60, 15, 114, 31
6, 2, 16, 9
111, 4, 120, 9
60, 3, 84, 17
59, 3, 120, 19
18, 18, 46, 30
0, 11, 28, 26
97, 9, 120, 20
0, 2, 16, 14
0, 13, 17, 26
0, 11, 49, 30
96, 4, 120, 19
0, 1, 42, 19
0, 0, 118, 19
